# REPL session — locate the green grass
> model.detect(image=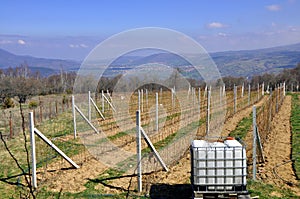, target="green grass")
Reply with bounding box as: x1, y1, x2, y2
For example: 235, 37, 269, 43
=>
37, 168, 148, 199
290, 93, 300, 179
248, 179, 298, 199
229, 113, 253, 140
108, 130, 133, 141
228, 106, 262, 140
97, 111, 182, 143
0, 110, 84, 198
